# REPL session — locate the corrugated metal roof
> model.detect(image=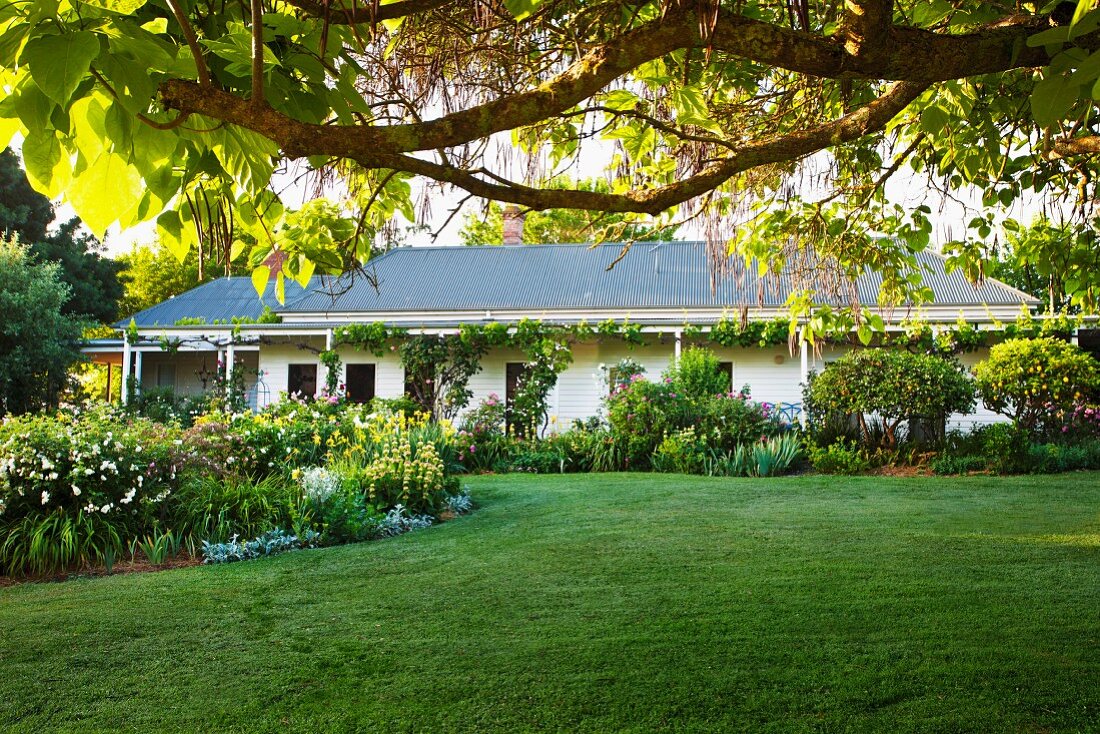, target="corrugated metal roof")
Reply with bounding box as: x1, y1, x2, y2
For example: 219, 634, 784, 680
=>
121, 276, 312, 328
287, 242, 1036, 314
125, 242, 1036, 327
